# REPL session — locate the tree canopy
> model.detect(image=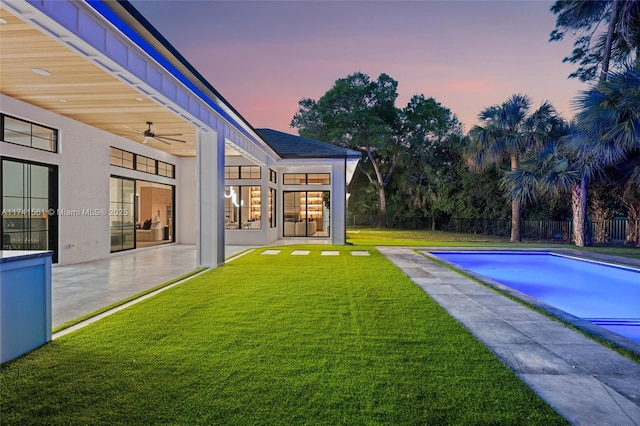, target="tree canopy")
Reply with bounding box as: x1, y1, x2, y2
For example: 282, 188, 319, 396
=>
550, 0, 640, 82
291, 72, 461, 227
467, 94, 564, 242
